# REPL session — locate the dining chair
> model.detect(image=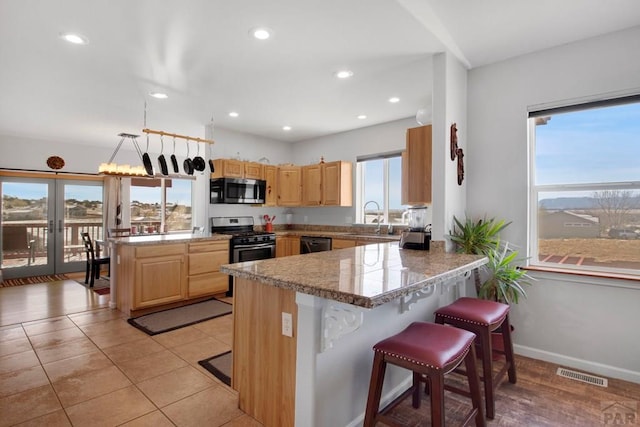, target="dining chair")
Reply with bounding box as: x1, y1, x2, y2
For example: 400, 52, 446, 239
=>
81, 232, 110, 287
